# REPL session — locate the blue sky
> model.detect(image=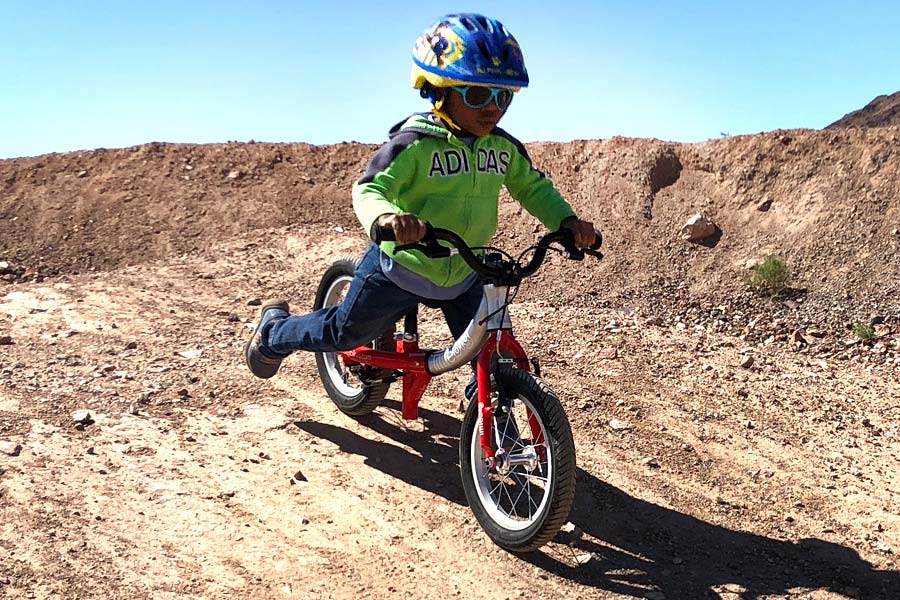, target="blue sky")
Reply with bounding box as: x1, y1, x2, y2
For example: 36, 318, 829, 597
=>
2, 1, 899, 158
